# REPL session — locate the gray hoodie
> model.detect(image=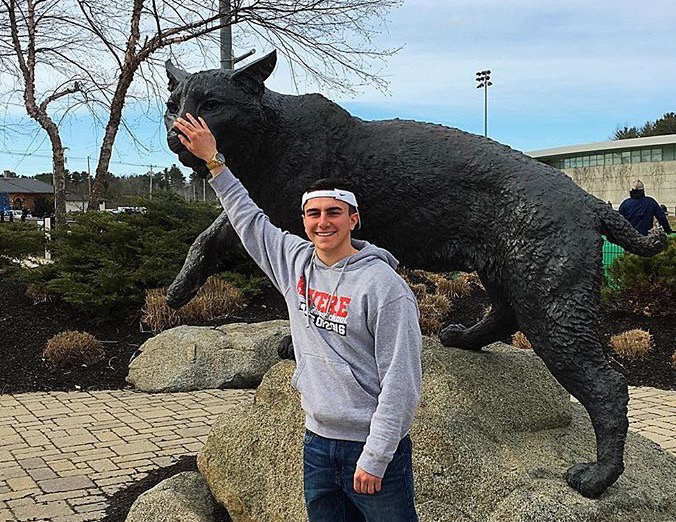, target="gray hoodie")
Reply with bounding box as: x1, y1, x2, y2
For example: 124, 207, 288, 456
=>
210, 168, 422, 477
